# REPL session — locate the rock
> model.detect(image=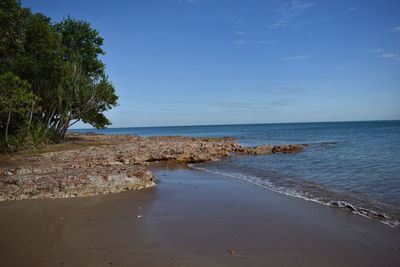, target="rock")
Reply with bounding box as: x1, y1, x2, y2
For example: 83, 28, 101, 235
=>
0, 133, 309, 201
234, 144, 304, 155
